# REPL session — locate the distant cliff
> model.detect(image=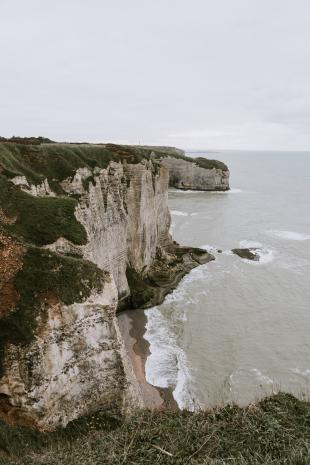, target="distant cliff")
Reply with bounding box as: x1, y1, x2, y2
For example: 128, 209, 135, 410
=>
0, 141, 220, 430
135, 146, 230, 191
